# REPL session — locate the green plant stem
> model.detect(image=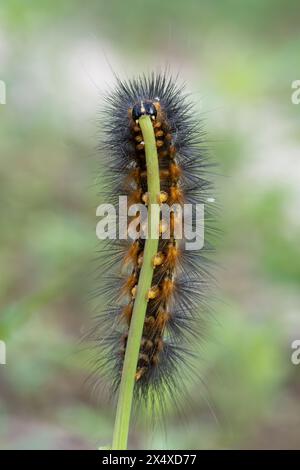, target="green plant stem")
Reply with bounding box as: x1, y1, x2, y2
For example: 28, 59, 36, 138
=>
111, 115, 160, 450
